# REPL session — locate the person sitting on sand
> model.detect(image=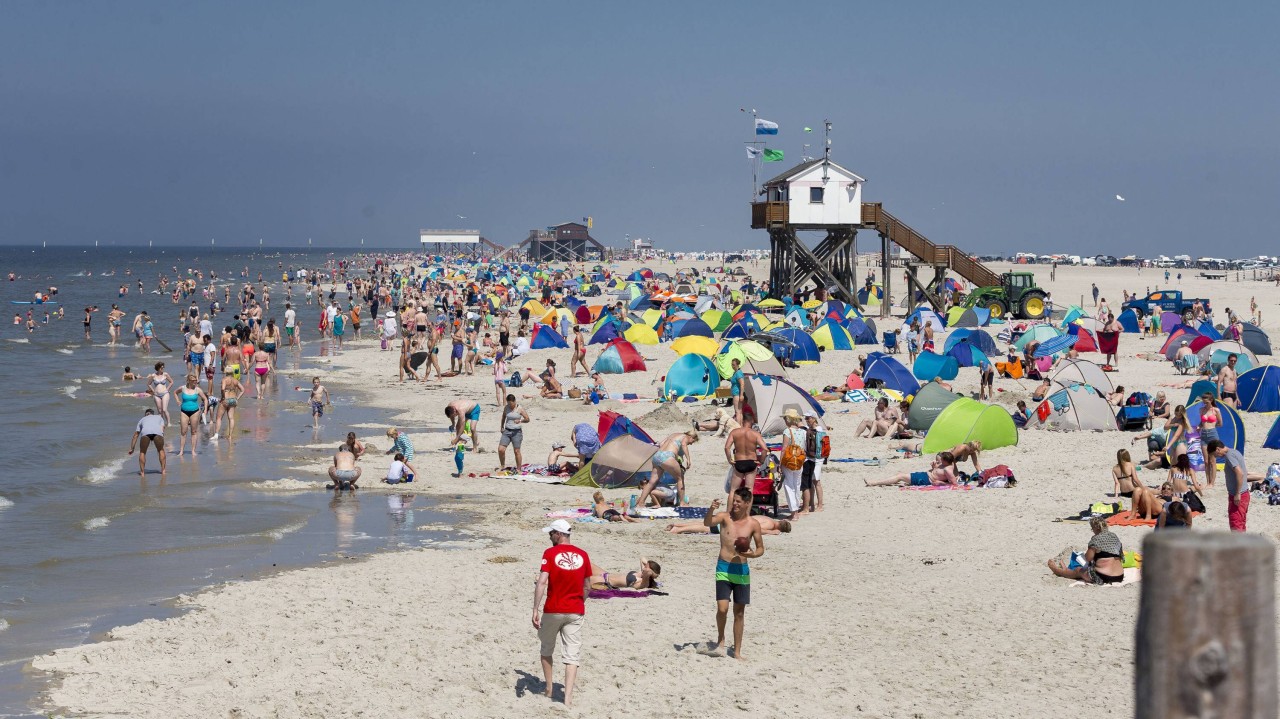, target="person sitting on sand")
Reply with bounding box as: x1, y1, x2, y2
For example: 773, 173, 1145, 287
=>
1046, 516, 1125, 585
590, 558, 661, 591
667, 515, 791, 535
547, 442, 580, 474
591, 491, 637, 523
865, 451, 957, 487
1112, 449, 1140, 499
538, 359, 563, 399
582, 371, 609, 404
854, 398, 898, 439
329, 445, 361, 490
1151, 391, 1171, 420
1031, 378, 1052, 403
